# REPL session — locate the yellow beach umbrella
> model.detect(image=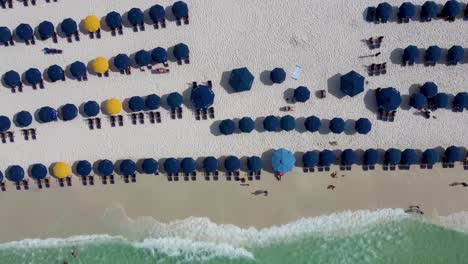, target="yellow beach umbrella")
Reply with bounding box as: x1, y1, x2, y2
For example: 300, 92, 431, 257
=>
105, 98, 122, 115
83, 15, 100, 33
92, 57, 109, 74
53, 162, 71, 179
